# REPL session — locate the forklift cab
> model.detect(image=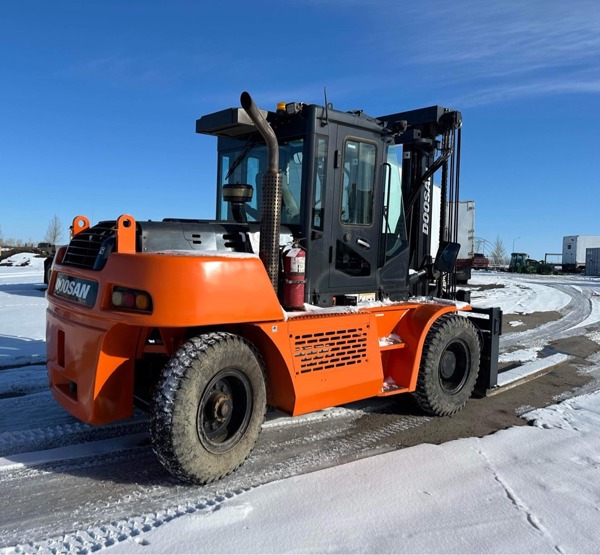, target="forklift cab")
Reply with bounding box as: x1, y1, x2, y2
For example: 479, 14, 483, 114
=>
196, 99, 461, 307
